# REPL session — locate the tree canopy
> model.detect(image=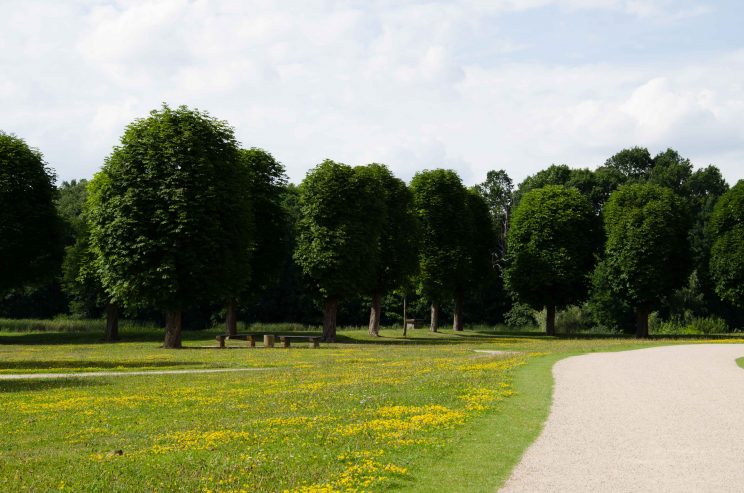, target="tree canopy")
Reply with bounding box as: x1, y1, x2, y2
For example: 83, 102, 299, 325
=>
475, 170, 513, 257
598, 183, 692, 336
505, 185, 599, 335
452, 188, 496, 330
294, 160, 385, 341
0, 132, 63, 294
358, 163, 419, 336
708, 181, 744, 309
86, 105, 252, 347
410, 169, 470, 331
